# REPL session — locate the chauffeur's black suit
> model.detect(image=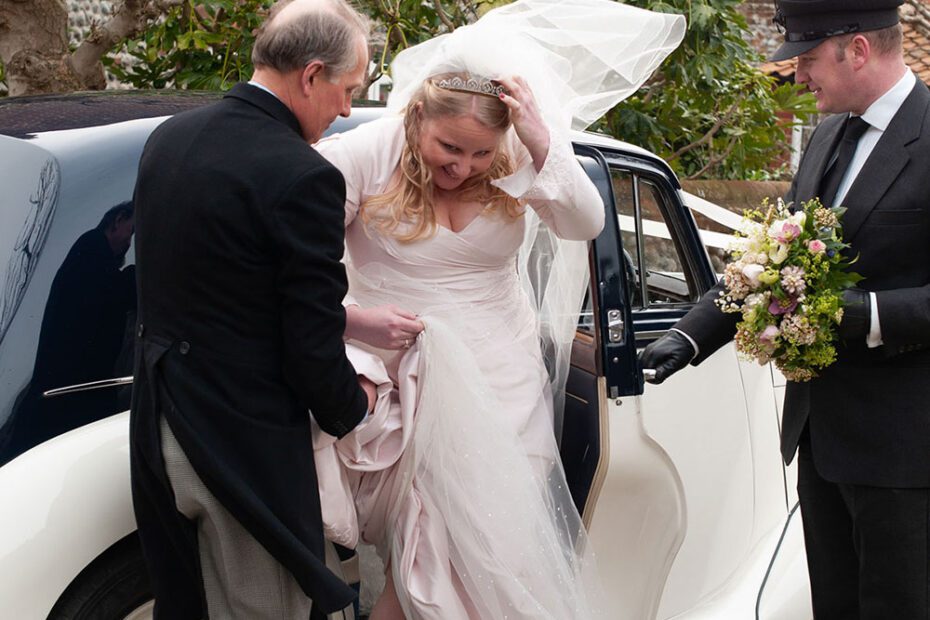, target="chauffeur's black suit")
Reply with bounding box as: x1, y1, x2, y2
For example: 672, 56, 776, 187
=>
676, 80, 930, 612
130, 83, 367, 618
